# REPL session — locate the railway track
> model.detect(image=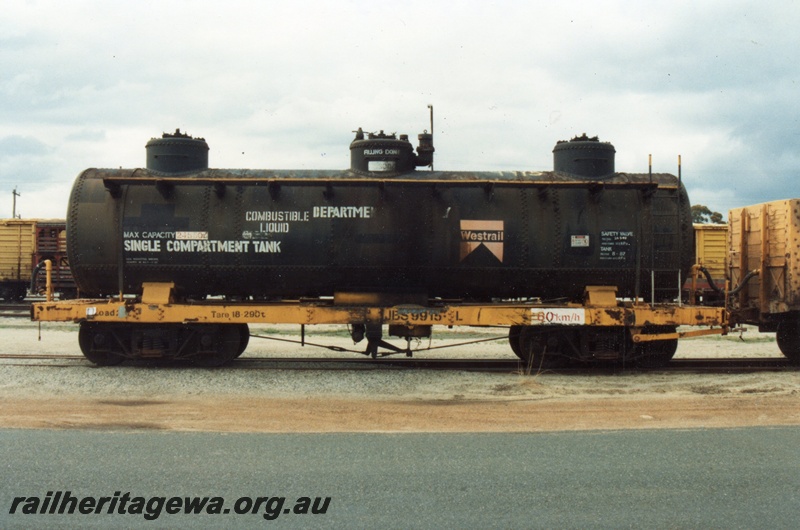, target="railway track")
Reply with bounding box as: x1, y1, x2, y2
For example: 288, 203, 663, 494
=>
232, 357, 796, 373
0, 353, 794, 373
0, 302, 30, 318
0, 298, 56, 315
